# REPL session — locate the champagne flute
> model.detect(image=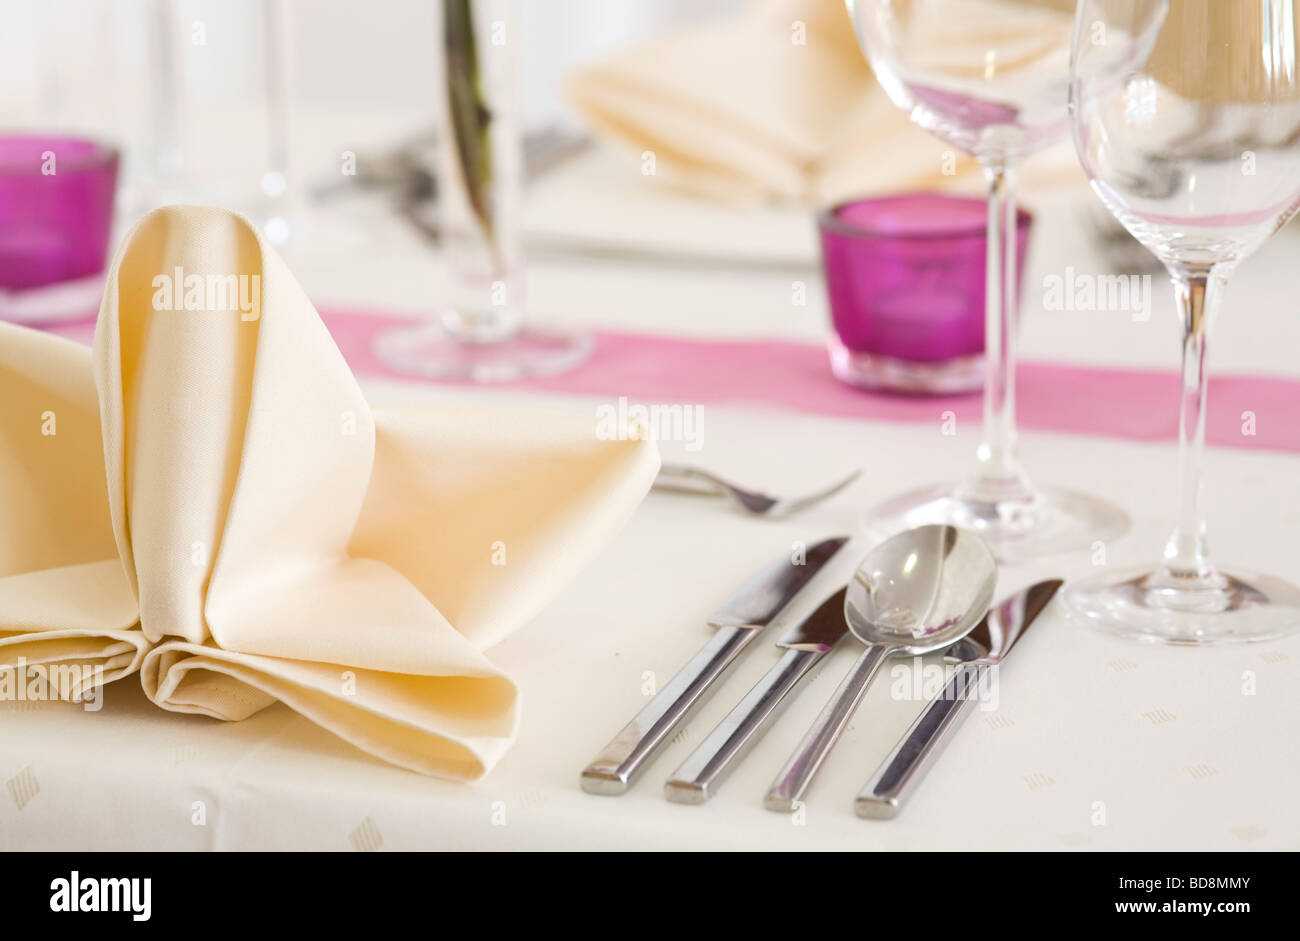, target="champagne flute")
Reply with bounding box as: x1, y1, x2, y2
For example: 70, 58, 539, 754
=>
374, 0, 591, 382
846, 0, 1129, 561
1067, 0, 1300, 643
